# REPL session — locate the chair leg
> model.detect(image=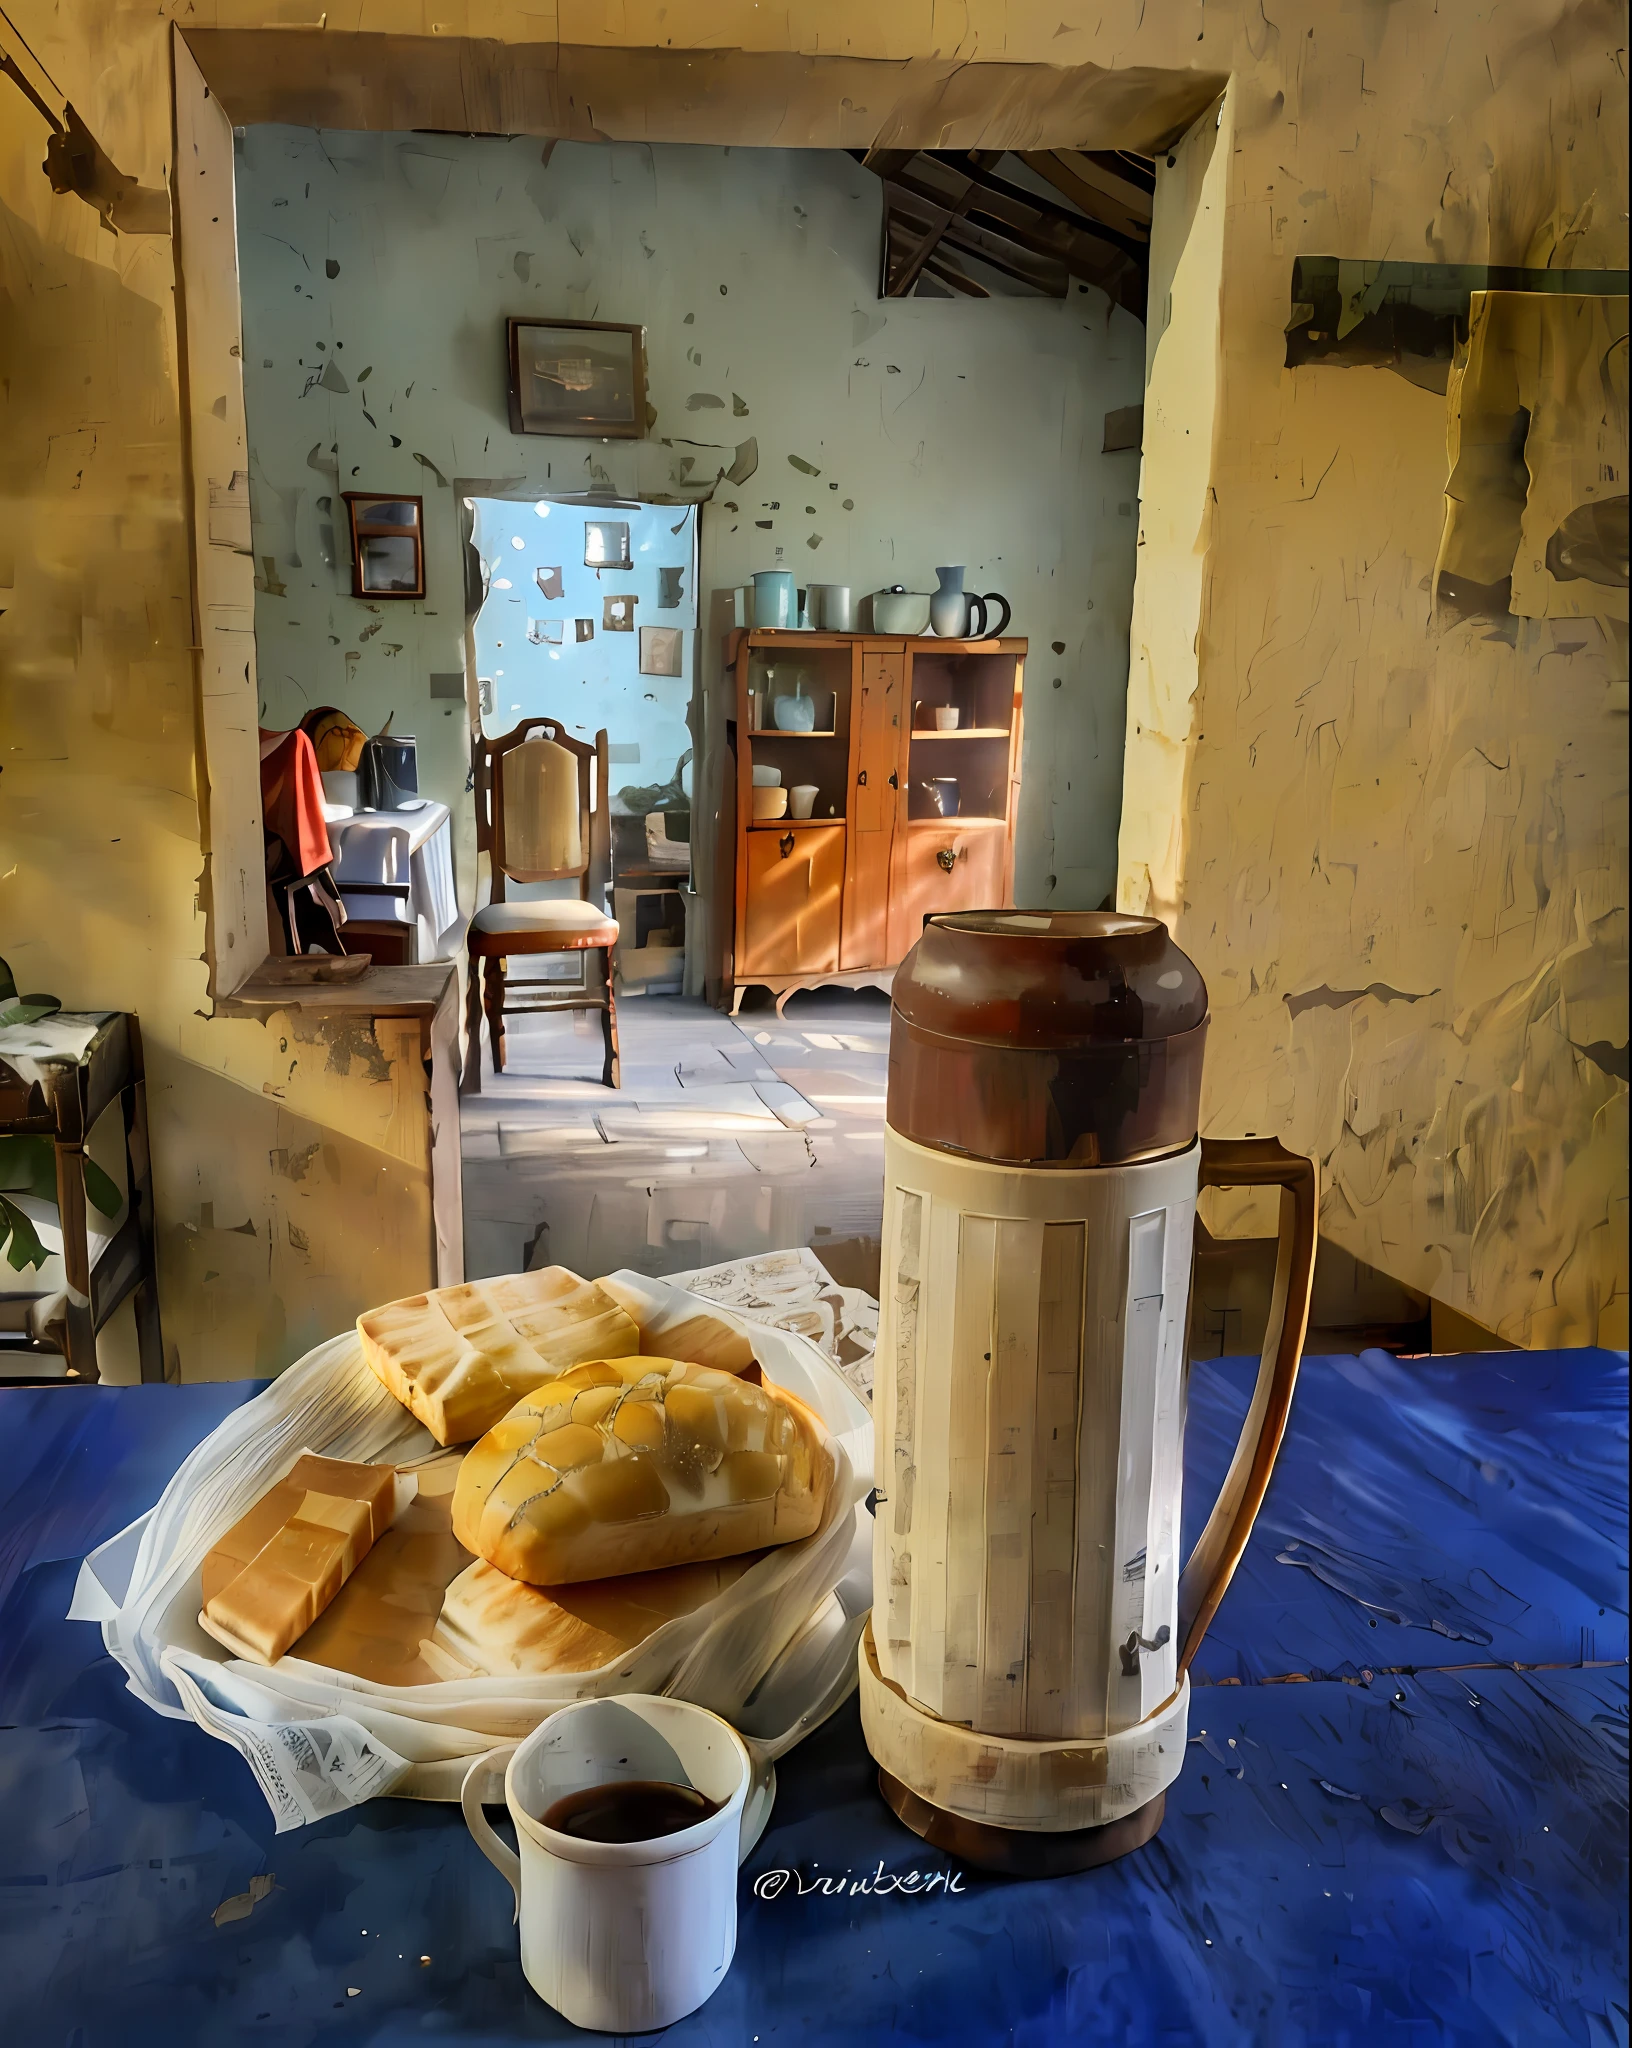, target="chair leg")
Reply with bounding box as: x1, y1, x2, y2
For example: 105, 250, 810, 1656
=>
484, 954, 507, 1074
53, 1138, 98, 1382
462, 953, 484, 1094
122, 1074, 166, 1383
600, 947, 621, 1089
